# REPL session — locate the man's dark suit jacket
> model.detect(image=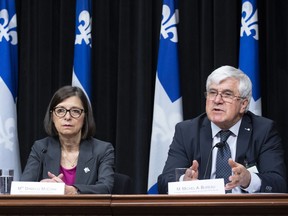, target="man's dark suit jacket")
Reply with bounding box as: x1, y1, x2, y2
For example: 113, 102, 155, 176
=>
21, 137, 115, 194
158, 111, 287, 194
